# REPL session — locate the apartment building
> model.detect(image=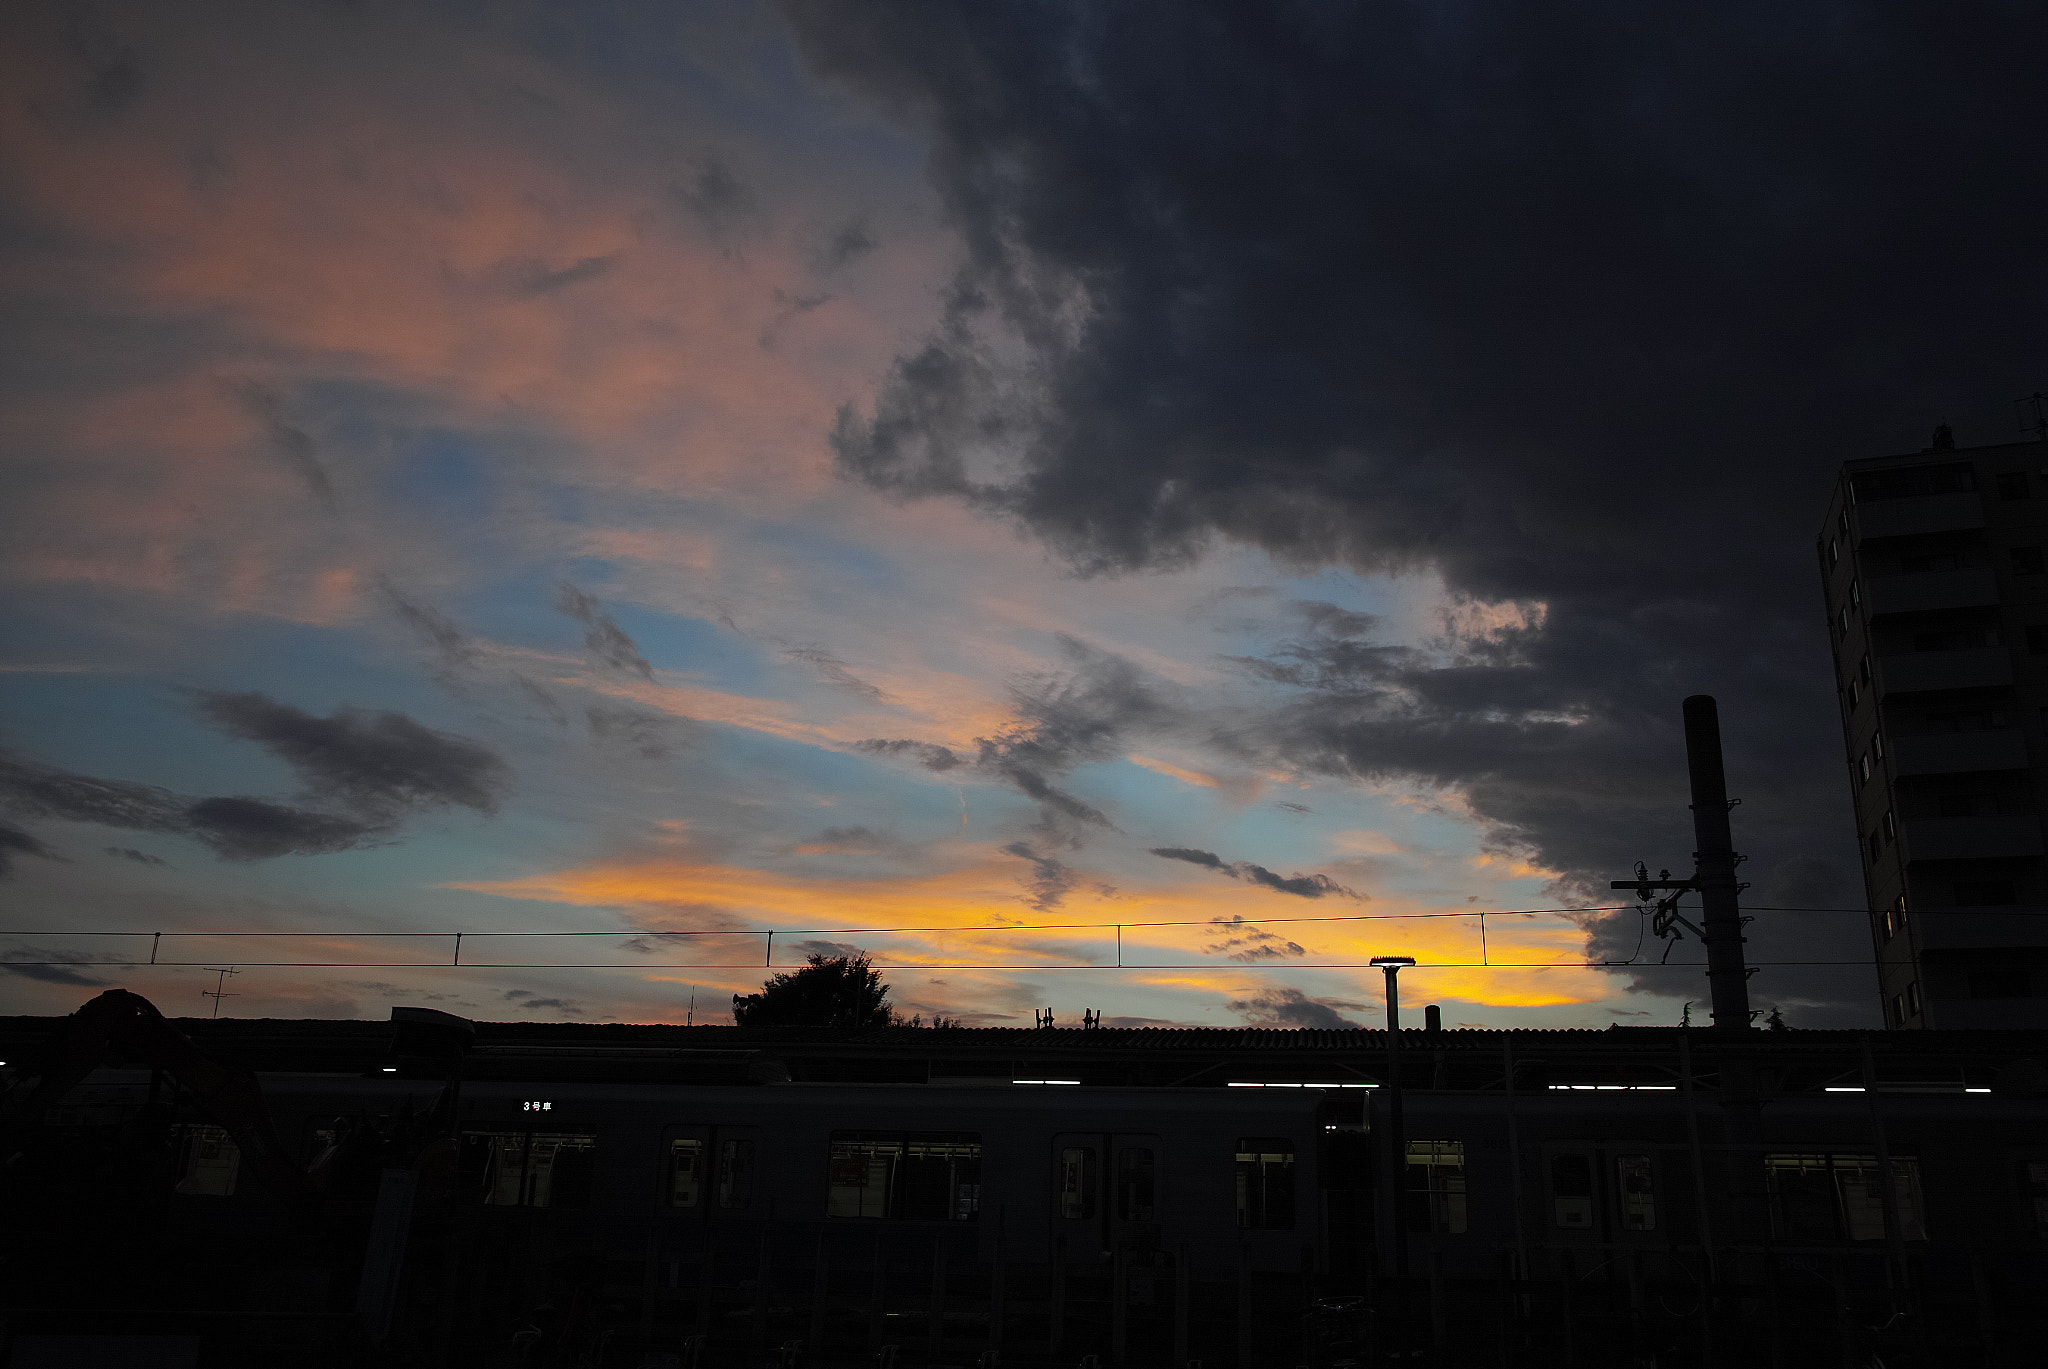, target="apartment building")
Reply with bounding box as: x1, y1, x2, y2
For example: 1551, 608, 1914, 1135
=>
1820, 433, 2048, 1027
